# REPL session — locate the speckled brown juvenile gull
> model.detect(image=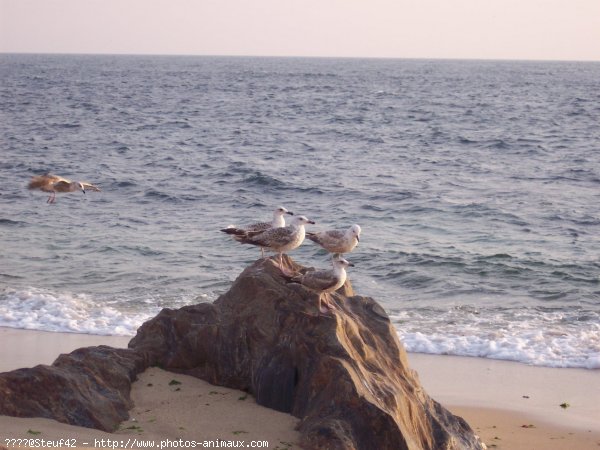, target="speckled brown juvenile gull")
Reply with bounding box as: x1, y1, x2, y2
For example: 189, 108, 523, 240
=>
28, 174, 101, 203
221, 206, 294, 257
231, 215, 315, 274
